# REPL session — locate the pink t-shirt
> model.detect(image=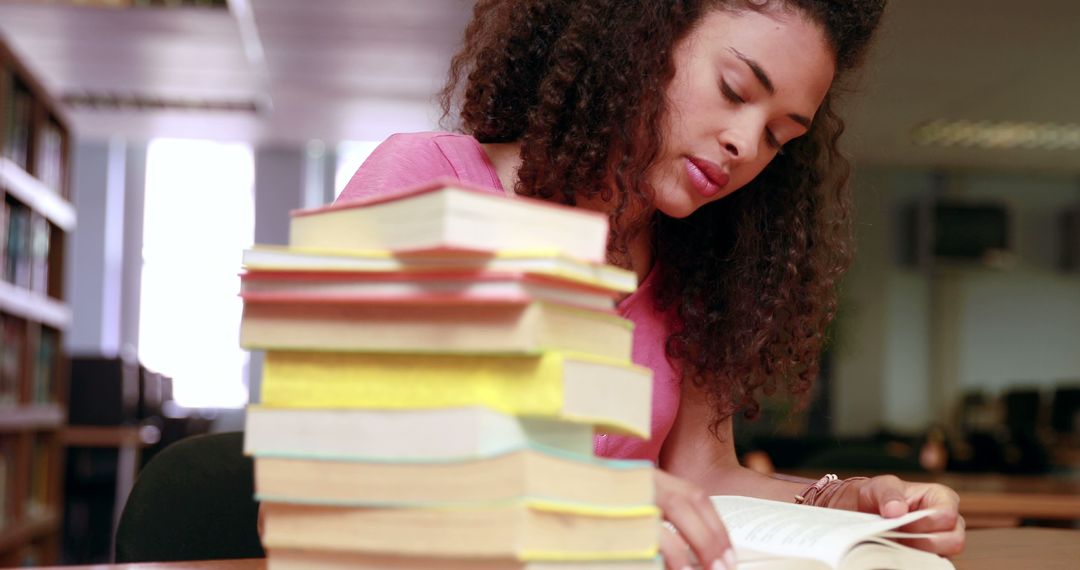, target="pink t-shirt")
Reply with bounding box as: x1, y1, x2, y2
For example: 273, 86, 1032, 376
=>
337, 131, 681, 463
